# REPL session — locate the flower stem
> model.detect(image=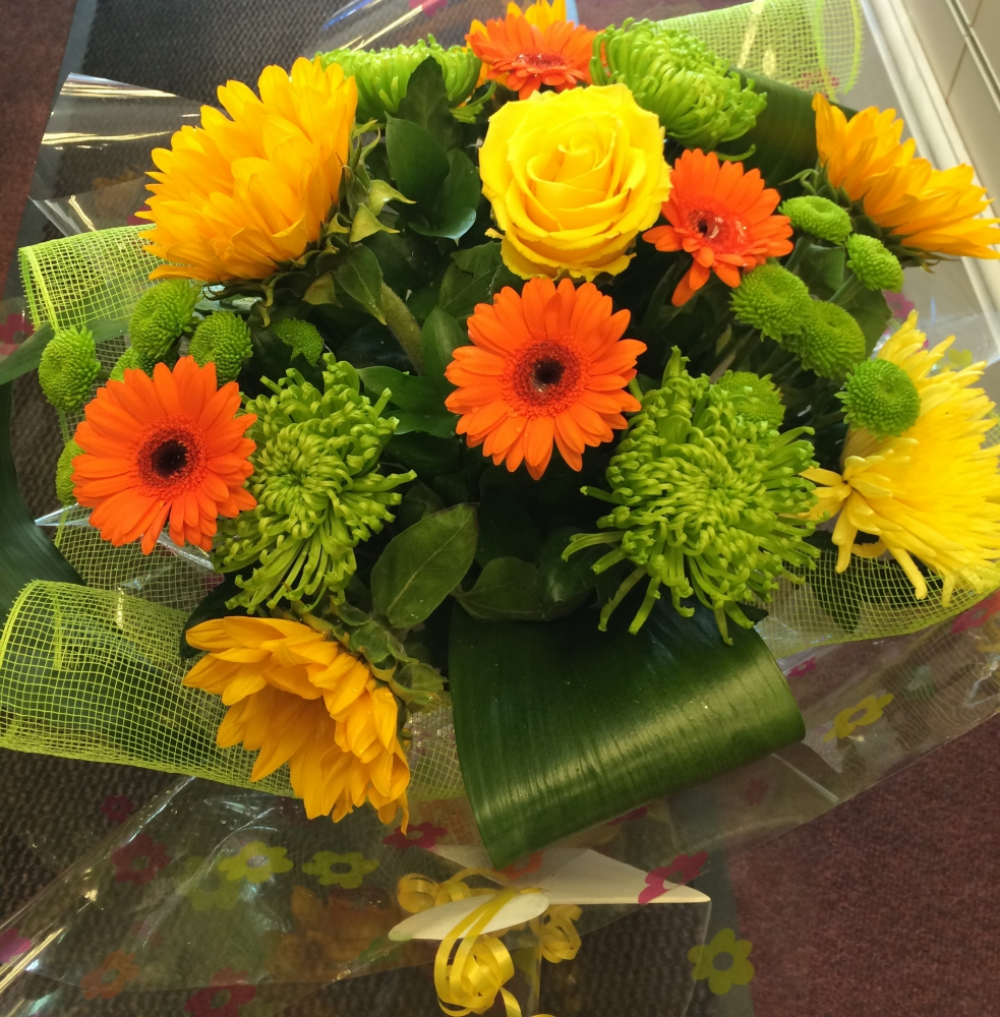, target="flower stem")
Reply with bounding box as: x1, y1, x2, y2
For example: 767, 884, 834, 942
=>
783, 236, 811, 274
830, 273, 865, 308
380, 283, 423, 374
